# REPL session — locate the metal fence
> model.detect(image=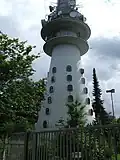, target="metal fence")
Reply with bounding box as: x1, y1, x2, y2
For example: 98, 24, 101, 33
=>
1, 124, 120, 160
